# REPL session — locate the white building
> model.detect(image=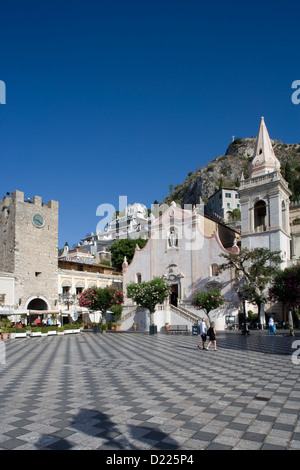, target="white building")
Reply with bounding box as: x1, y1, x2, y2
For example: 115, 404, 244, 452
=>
206, 187, 240, 222
78, 202, 151, 258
